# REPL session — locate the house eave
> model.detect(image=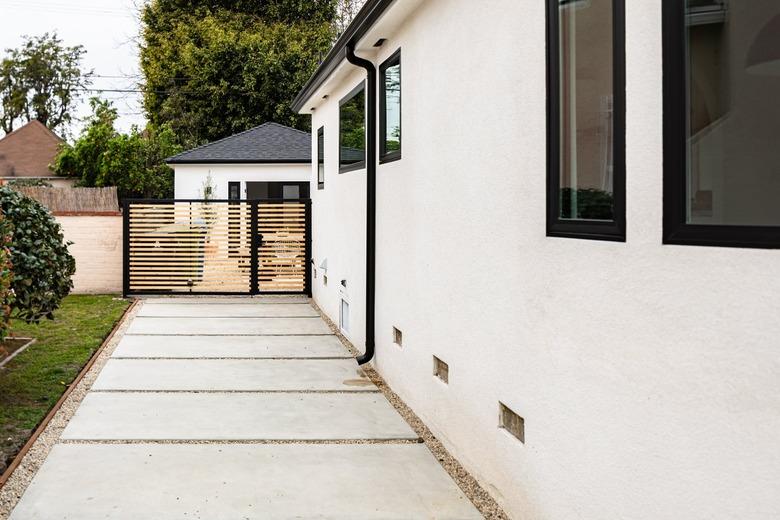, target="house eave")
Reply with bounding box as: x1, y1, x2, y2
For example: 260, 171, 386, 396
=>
291, 0, 396, 113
